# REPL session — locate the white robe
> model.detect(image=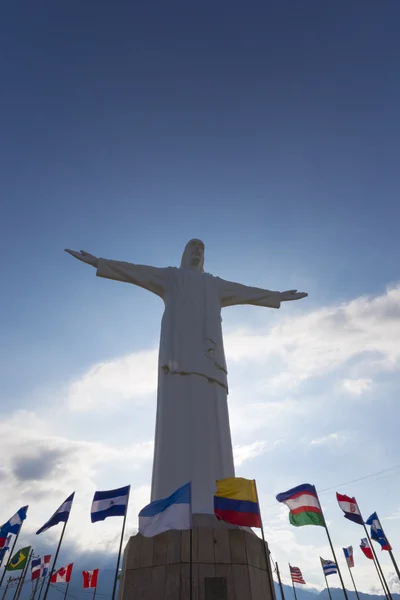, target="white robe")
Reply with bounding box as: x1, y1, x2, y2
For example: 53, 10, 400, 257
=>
96, 258, 281, 514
